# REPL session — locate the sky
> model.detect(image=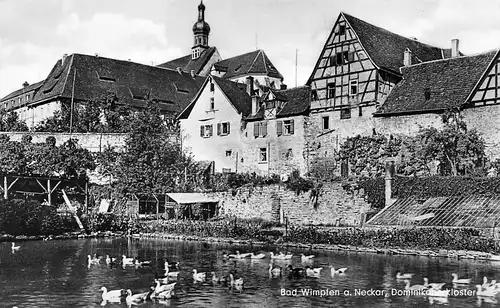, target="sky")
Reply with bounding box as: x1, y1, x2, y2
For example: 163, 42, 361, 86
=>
1, 0, 500, 98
